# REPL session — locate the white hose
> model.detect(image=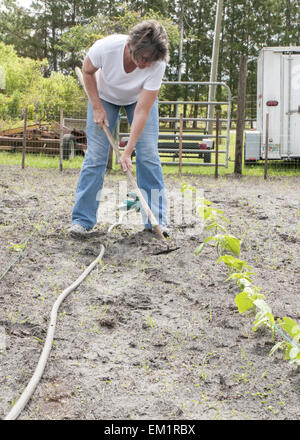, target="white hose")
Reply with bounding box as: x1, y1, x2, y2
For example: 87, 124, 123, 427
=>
3, 244, 105, 420
107, 210, 134, 233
